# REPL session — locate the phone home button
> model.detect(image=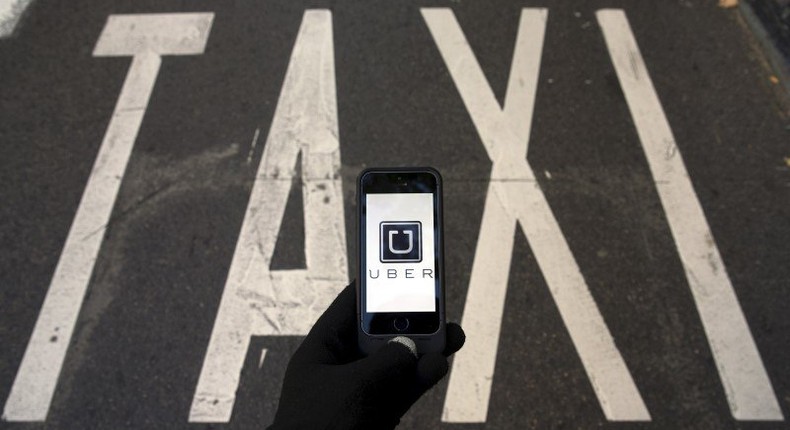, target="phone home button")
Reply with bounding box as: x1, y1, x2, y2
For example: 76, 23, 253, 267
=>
393, 317, 409, 332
